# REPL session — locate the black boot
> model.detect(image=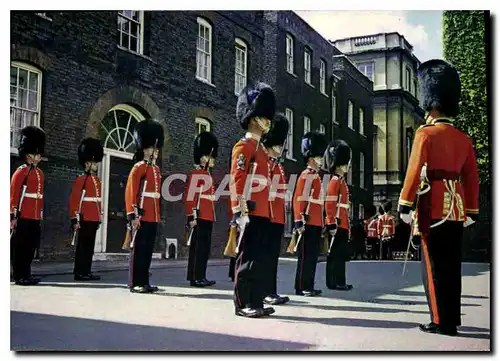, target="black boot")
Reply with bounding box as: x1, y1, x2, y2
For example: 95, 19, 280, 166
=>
419, 322, 457, 336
